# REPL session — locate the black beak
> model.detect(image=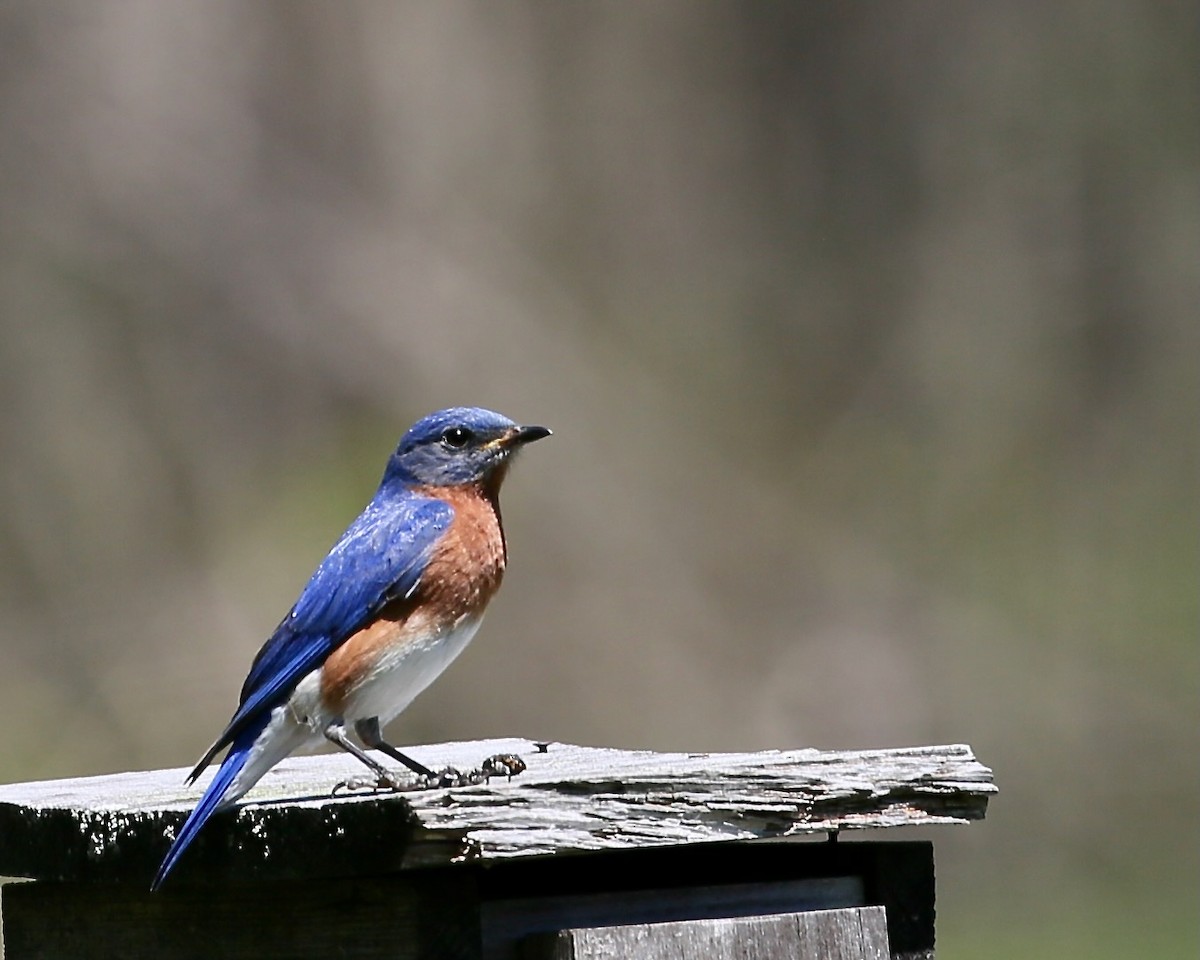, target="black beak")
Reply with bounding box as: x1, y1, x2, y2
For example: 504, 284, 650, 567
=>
511, 424, 552, 446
